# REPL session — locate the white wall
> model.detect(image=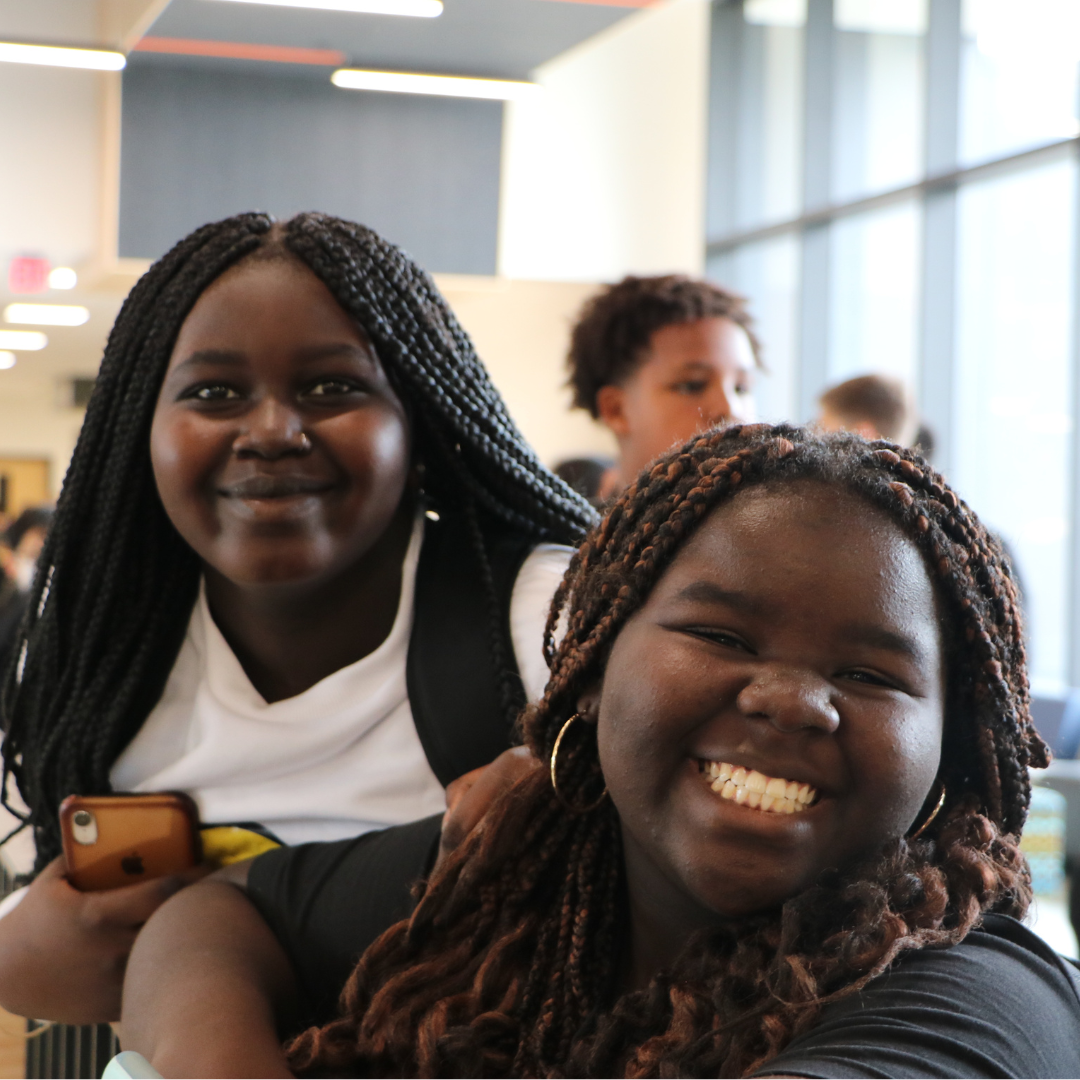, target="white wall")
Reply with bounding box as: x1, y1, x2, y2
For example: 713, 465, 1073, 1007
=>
436, 277, 617, 468
499, 0, 710, 282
